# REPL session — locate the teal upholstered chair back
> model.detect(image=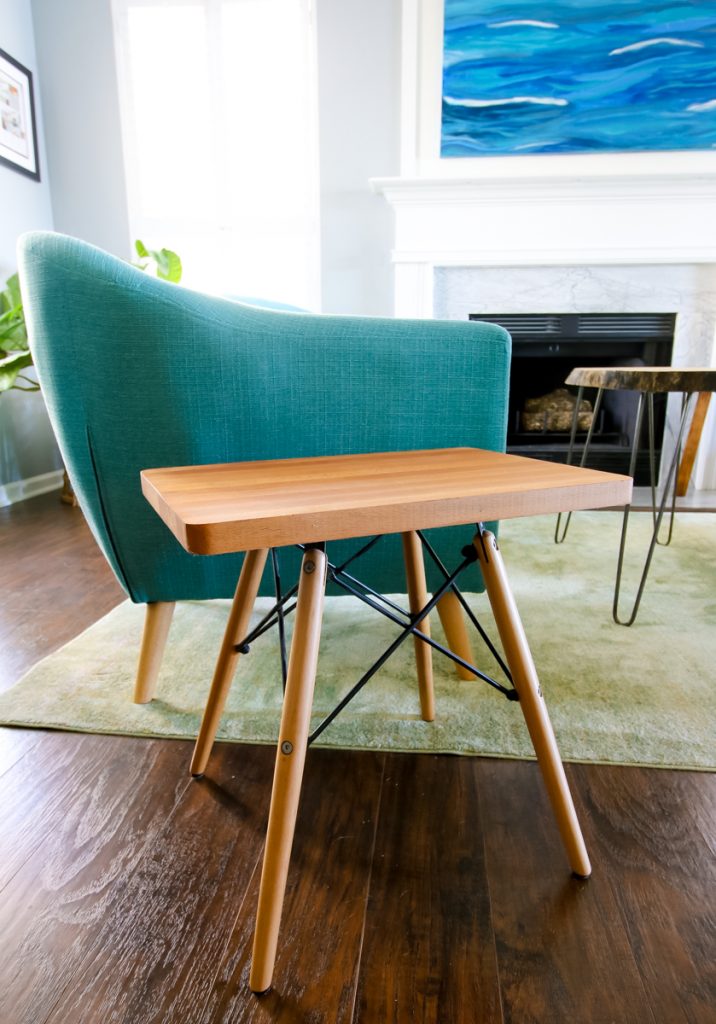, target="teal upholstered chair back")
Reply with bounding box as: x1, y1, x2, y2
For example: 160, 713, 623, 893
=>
18, 232, 511, 602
